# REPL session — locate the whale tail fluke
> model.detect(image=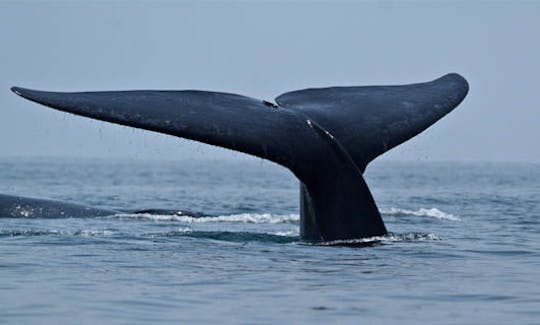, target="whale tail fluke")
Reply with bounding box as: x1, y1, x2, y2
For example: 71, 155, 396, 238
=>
10, 73, 469, 241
